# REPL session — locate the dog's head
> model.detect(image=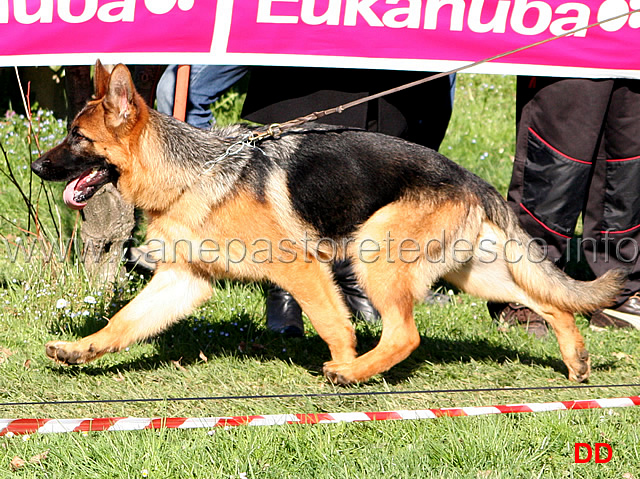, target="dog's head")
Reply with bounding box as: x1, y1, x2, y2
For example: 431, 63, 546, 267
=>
31, 60, 146, 210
